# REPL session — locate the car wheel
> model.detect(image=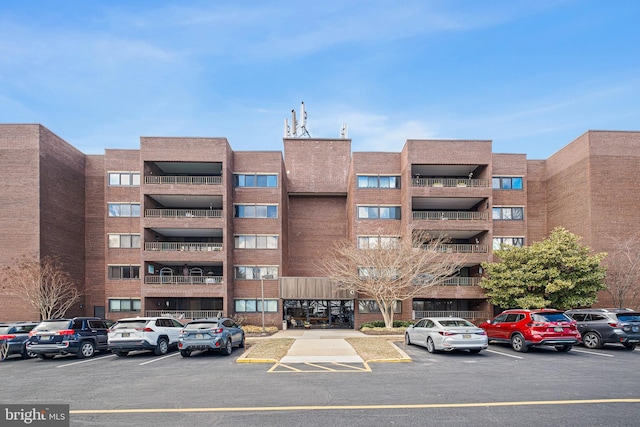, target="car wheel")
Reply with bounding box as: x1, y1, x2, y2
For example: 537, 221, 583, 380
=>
582, 331, 602, 349
21, 346, 37, 359
405, 333, 411, 345
238, 334, 245, 348
222, 339, 233, 356
623, 343, 637, 351
426, 337, 436, 354
114, 351, 129, 357
154, 338, 169, 356
77, 341, 95, 359
469, 349, 482, 354
510, 333, 528, 353
555, 345, 572, 352
180, 350, 192, 357
0, 341, 9, 361
37, 354, 54, 360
